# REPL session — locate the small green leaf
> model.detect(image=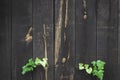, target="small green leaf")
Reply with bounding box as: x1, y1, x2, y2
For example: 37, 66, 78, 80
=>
84, 64, 89, 69
79, 63, 84, 70
96, 60, 105, 70
40, 58, 48, 68
91, 61, 96, 66
86, 67, 92, 74
35, 57, 41, 65
22, 58, 36, 75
